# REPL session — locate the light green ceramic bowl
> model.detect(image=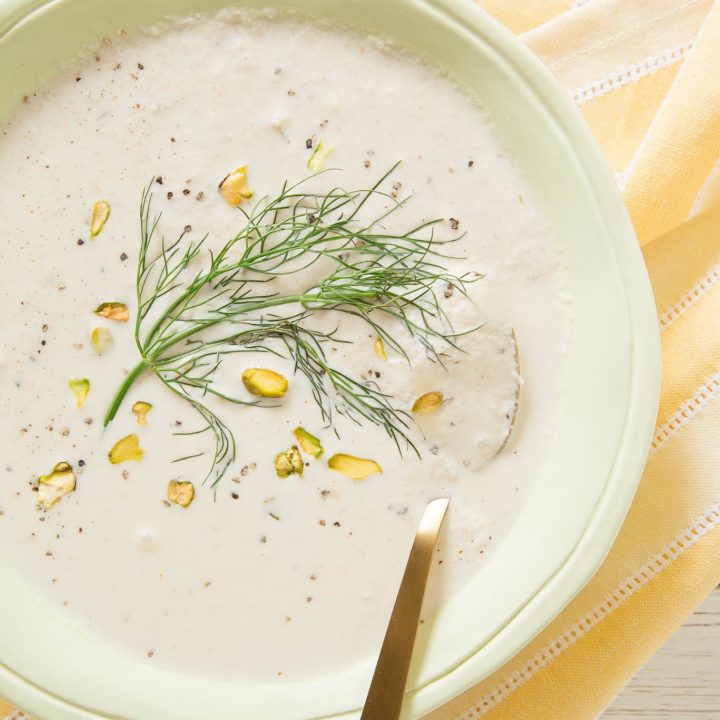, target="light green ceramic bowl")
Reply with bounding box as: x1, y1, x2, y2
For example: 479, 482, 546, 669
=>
0, 1, 660, 718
